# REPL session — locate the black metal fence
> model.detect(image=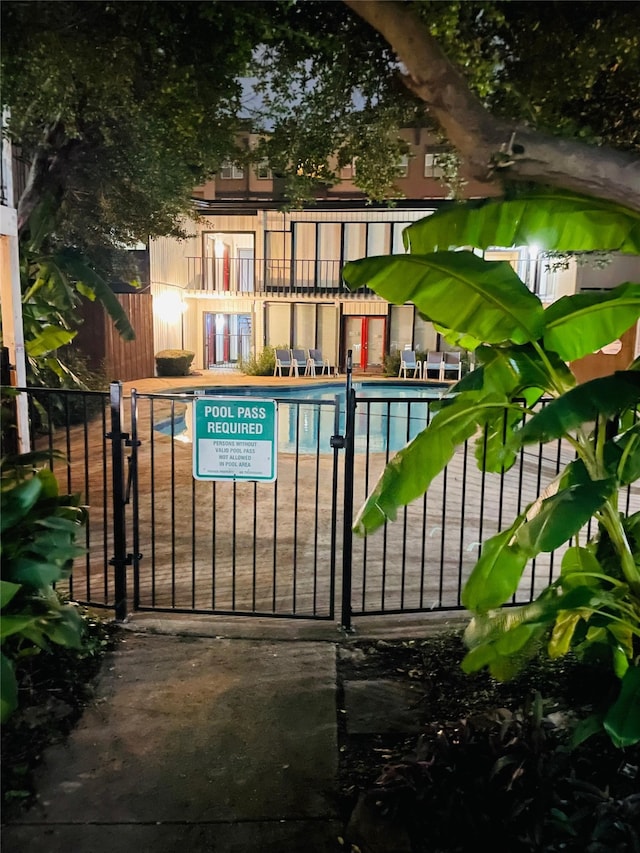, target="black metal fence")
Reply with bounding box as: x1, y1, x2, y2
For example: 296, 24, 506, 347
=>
11, 375, 640, 629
